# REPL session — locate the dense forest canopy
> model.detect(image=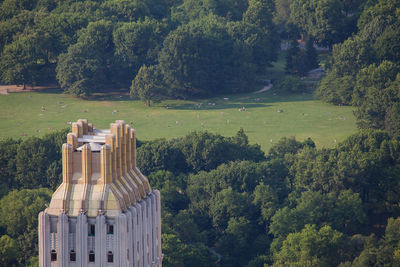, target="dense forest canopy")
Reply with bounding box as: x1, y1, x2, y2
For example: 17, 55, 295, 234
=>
1, 0, 400, 266
0, 0, 279, 98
